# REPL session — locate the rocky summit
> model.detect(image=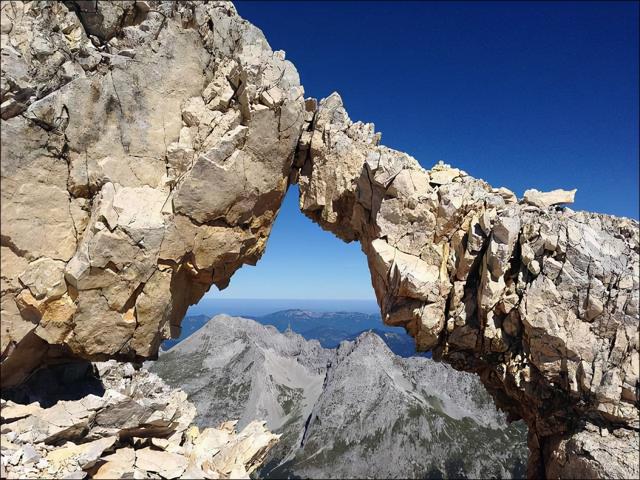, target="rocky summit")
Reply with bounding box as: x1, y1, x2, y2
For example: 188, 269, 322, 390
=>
0, 361, 279, 479
150, 314, 528, 479
0, 1, 638, 478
